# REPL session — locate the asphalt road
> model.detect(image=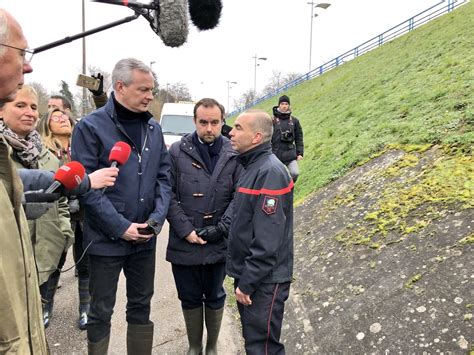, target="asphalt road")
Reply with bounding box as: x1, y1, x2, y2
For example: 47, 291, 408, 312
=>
46, 222, 244, 354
